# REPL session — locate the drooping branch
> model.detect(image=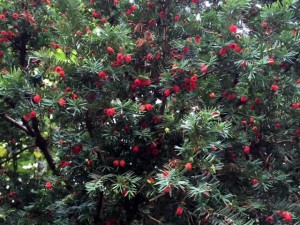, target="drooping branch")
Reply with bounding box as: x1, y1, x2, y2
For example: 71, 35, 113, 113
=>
31, 117, 60, 176
0, 113, 33, 136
